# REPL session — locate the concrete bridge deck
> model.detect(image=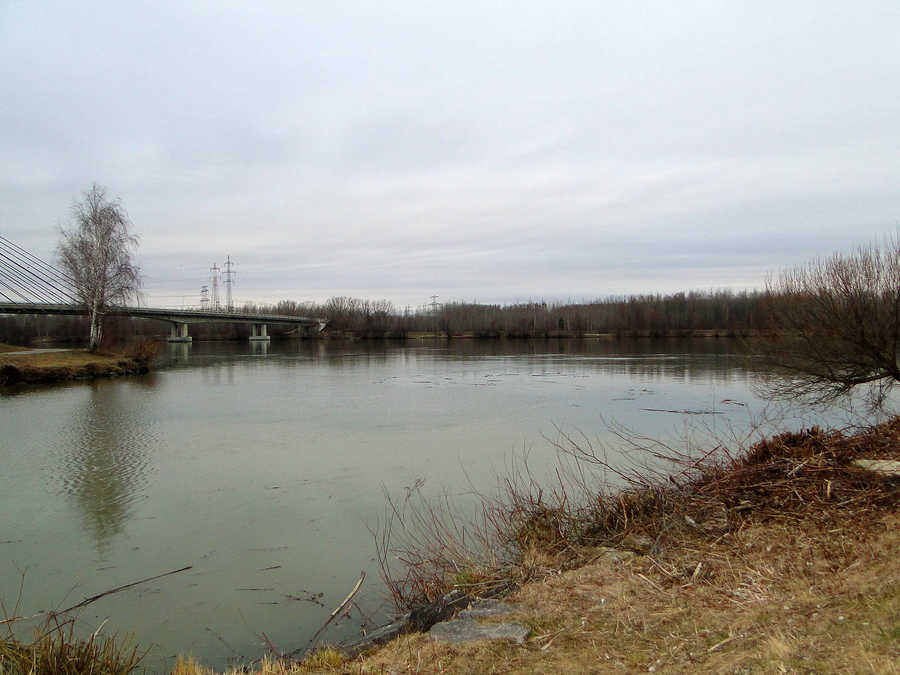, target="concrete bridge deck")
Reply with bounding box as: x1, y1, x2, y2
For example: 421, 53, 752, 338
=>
0, 303, 327, 342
